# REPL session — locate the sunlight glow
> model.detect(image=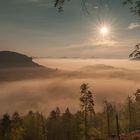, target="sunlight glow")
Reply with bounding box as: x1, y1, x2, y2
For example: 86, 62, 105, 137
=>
100, 26, 109, 35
